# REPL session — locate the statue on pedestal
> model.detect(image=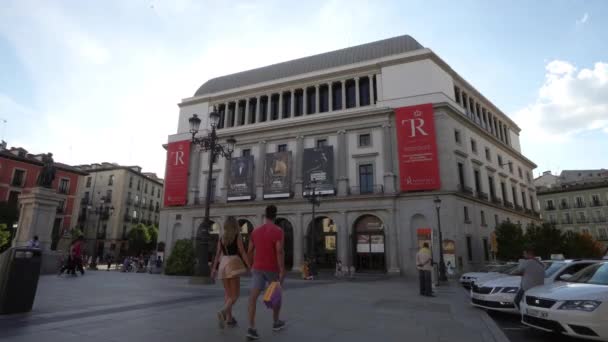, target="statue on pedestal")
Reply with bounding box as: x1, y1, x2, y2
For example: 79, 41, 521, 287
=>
36, 153, 56, 188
